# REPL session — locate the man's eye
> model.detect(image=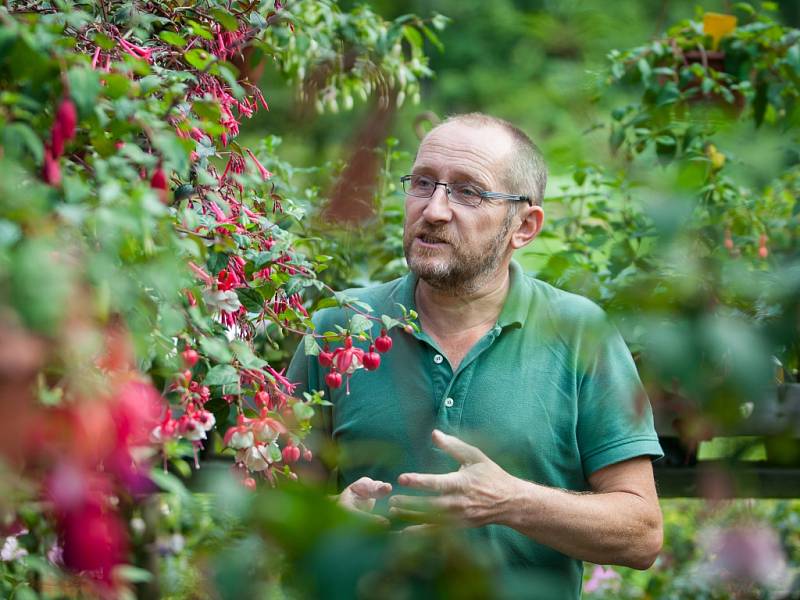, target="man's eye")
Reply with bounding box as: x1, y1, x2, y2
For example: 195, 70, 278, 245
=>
414, 177, 433, 188
457, 185, 480, 197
